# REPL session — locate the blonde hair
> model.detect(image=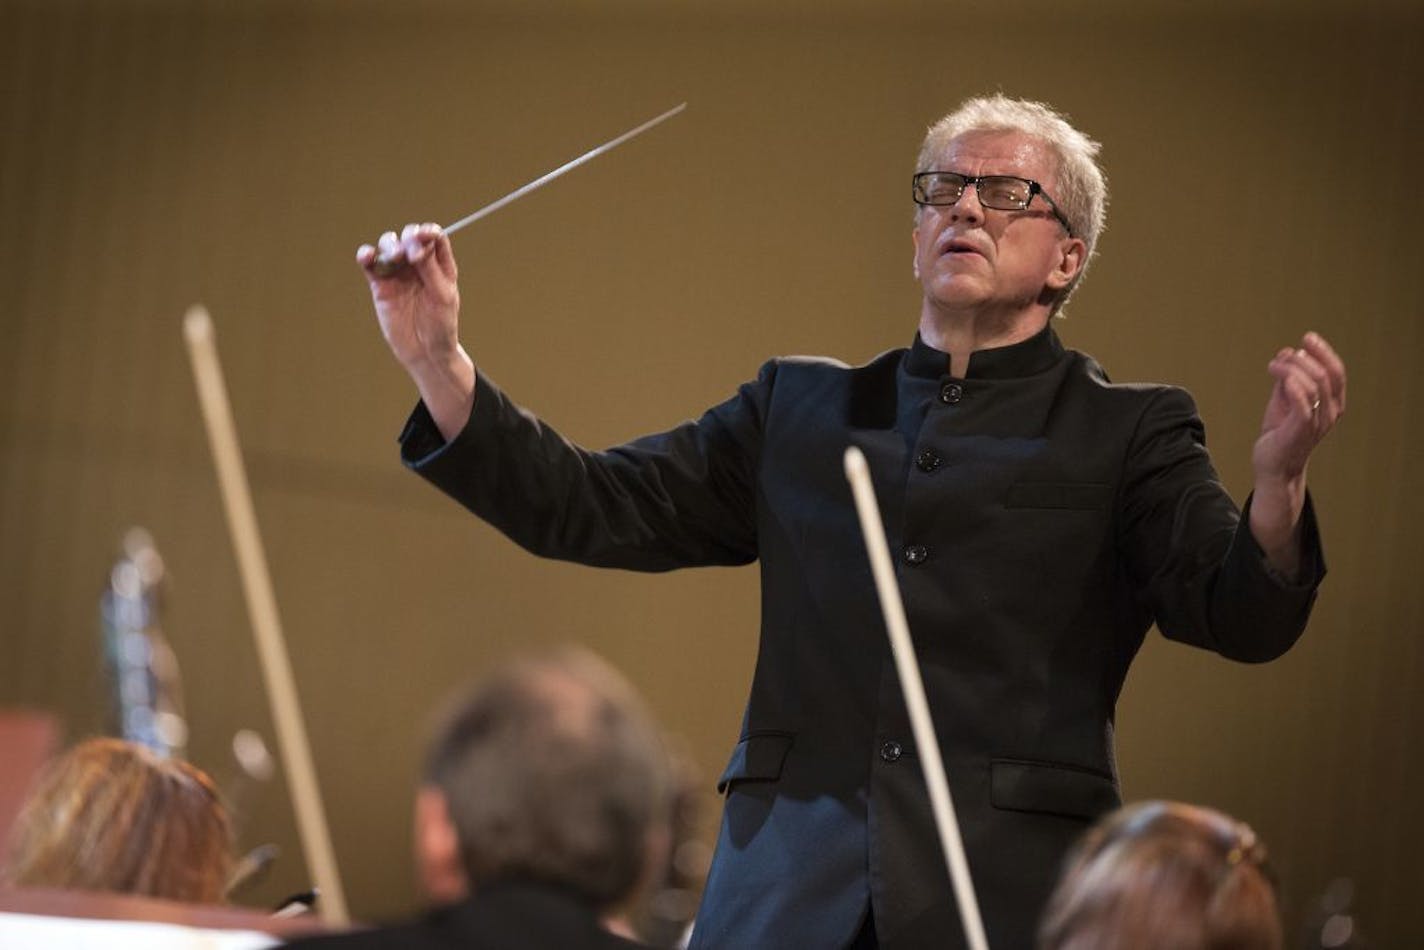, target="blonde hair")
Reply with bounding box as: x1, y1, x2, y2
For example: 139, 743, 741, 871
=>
1038, 801, 1282, 950
4, 738, 233, 903
918, 94, 1108, 314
